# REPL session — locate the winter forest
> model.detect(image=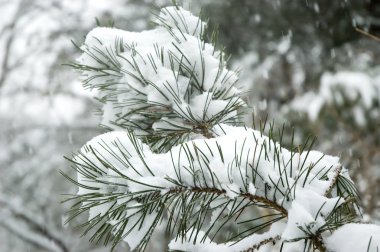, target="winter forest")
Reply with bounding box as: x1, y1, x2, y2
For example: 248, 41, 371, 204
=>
0, 0, 379, 251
